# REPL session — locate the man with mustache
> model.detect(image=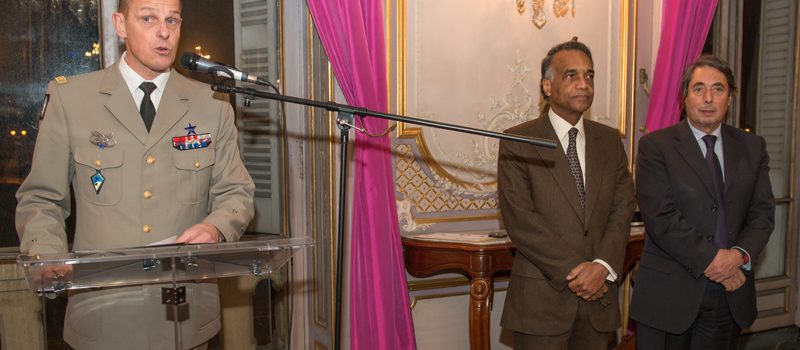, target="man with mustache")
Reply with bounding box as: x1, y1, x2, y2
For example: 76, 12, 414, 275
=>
631, 55, 774, 349
15, 0, 255, 348
497, 38, 636, 349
